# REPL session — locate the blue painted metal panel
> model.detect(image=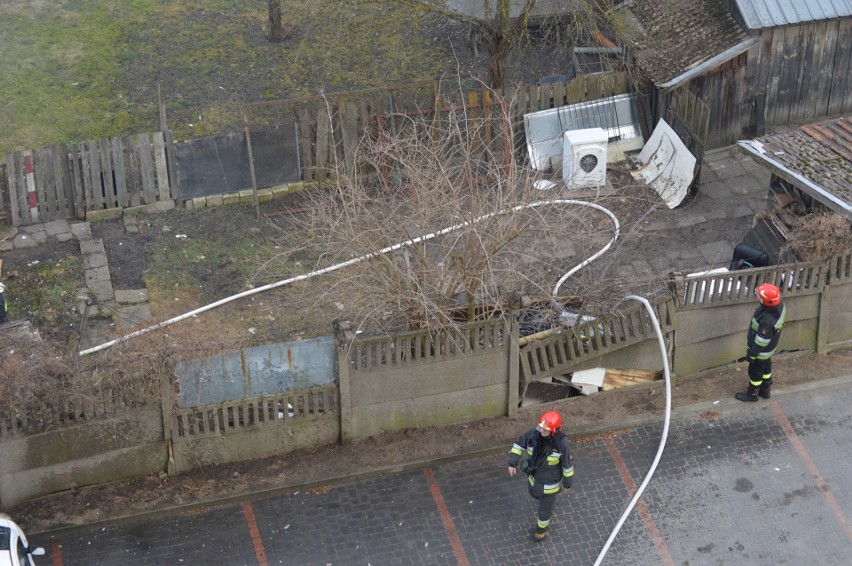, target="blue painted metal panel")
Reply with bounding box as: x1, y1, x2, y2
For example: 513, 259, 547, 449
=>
175, 336, 336, 406
735, 0, 852, 29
